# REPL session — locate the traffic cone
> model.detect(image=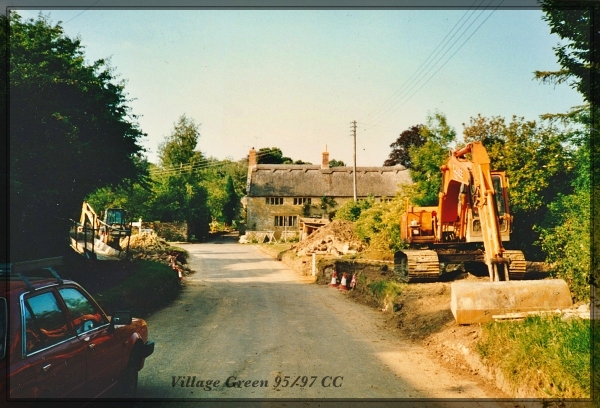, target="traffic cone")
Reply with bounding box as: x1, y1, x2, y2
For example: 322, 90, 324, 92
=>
339, 273, 348, 291
350, 273, 357, 289
329, 271, 338, 287
177, 267, 183, 281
